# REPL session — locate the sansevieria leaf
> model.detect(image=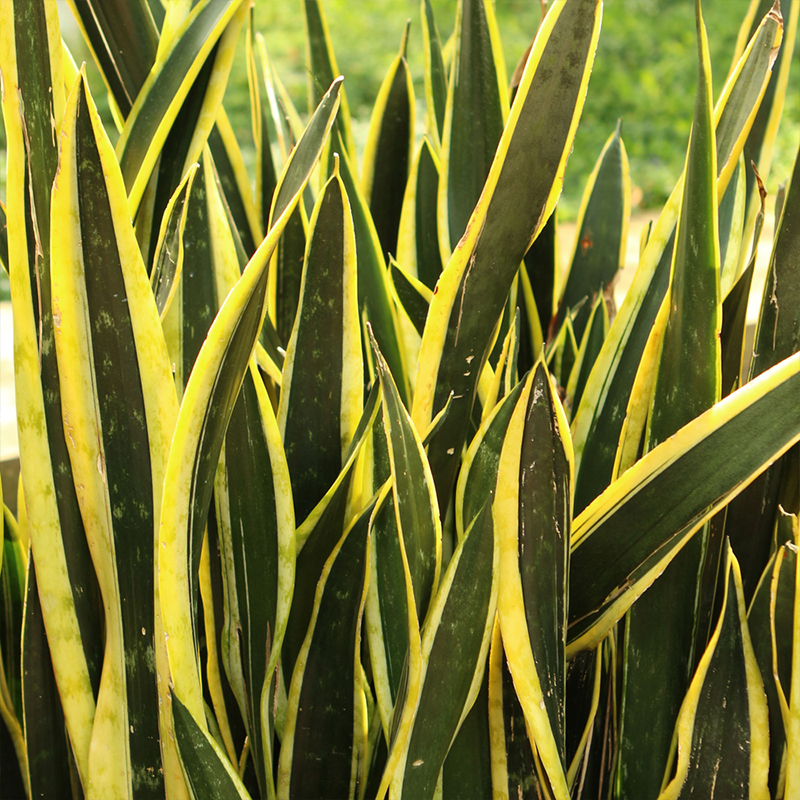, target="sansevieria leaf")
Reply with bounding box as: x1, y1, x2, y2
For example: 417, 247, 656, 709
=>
214, 362, 295, 799
414, 0, 602, 511
370, 328, 441, 623
0, 4, 104, 787
365, 328, 438, 732
571, 3, 784, 513
438, 0, 508, 261
117, 0, 248, 214
51, 72, 181, 796
421, 0, 447, 153
0, 497, 26, 796
748, 537, 796, 797
150, 164, 199, 318
618, 4, 722, 793
21, 556, 74, 799
488, 619, 549, 800
656, 545, 769, 800
278, 155, 362, 525
362, 22, 415, 262
568, 350, 800, 654
726, 143, 800, 599
303, 0, 357, 166
172, 692, 251, 799
396, 138, 444, 293
381, 503, 498, 800
159, 77, 342, 734
495, 360, 573, 799
555, 121, 629, 343
282, 385, 381, 682
276, 500, 372, 800
736, 0, 798, 273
